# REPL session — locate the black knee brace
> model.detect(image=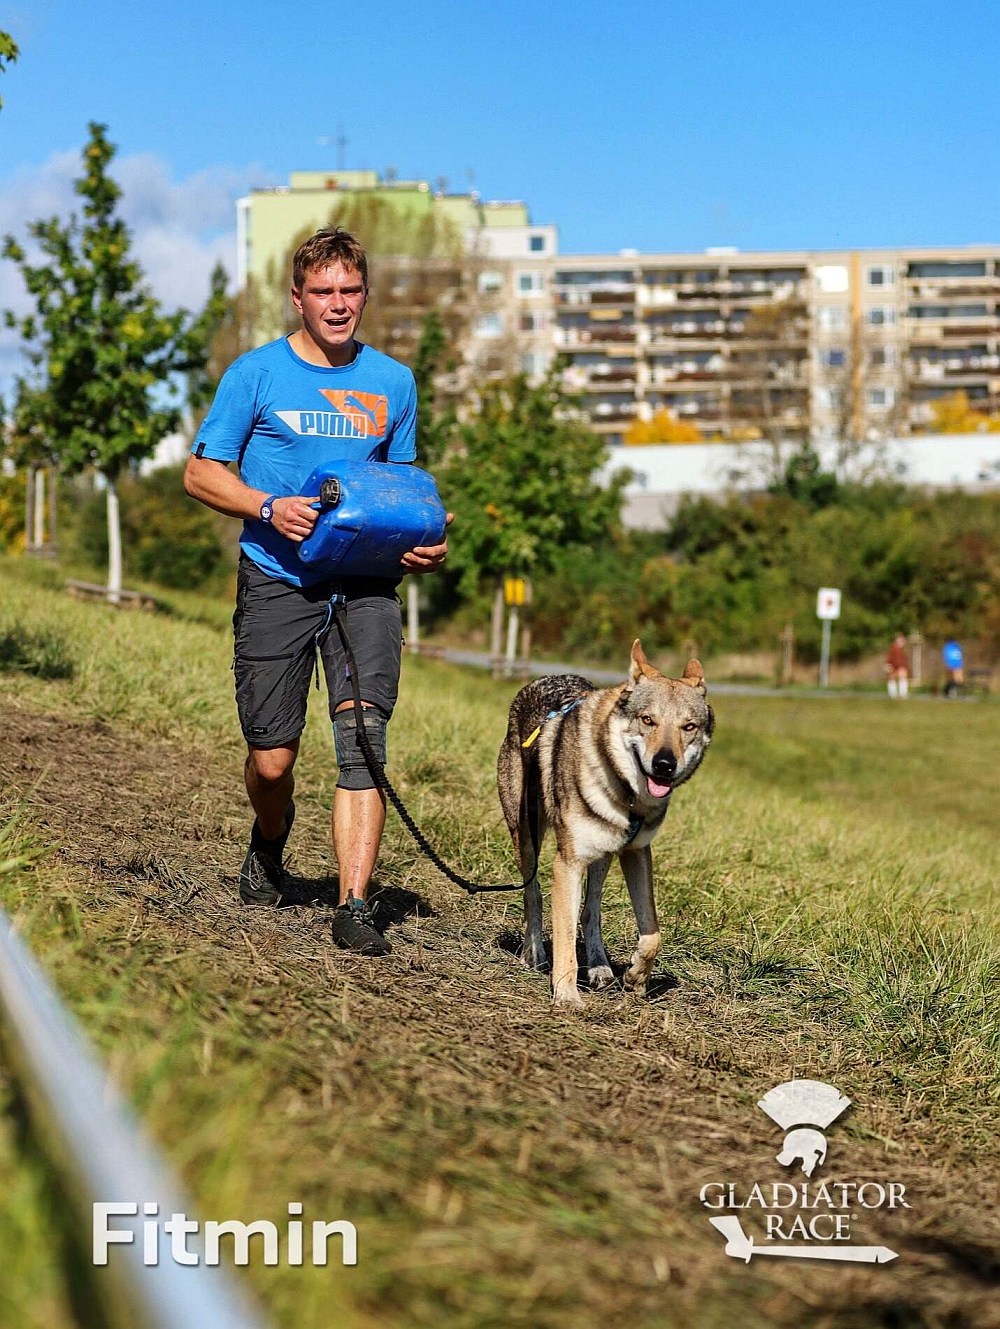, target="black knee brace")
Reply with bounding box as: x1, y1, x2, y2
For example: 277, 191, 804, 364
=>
332, 707, 387, 790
